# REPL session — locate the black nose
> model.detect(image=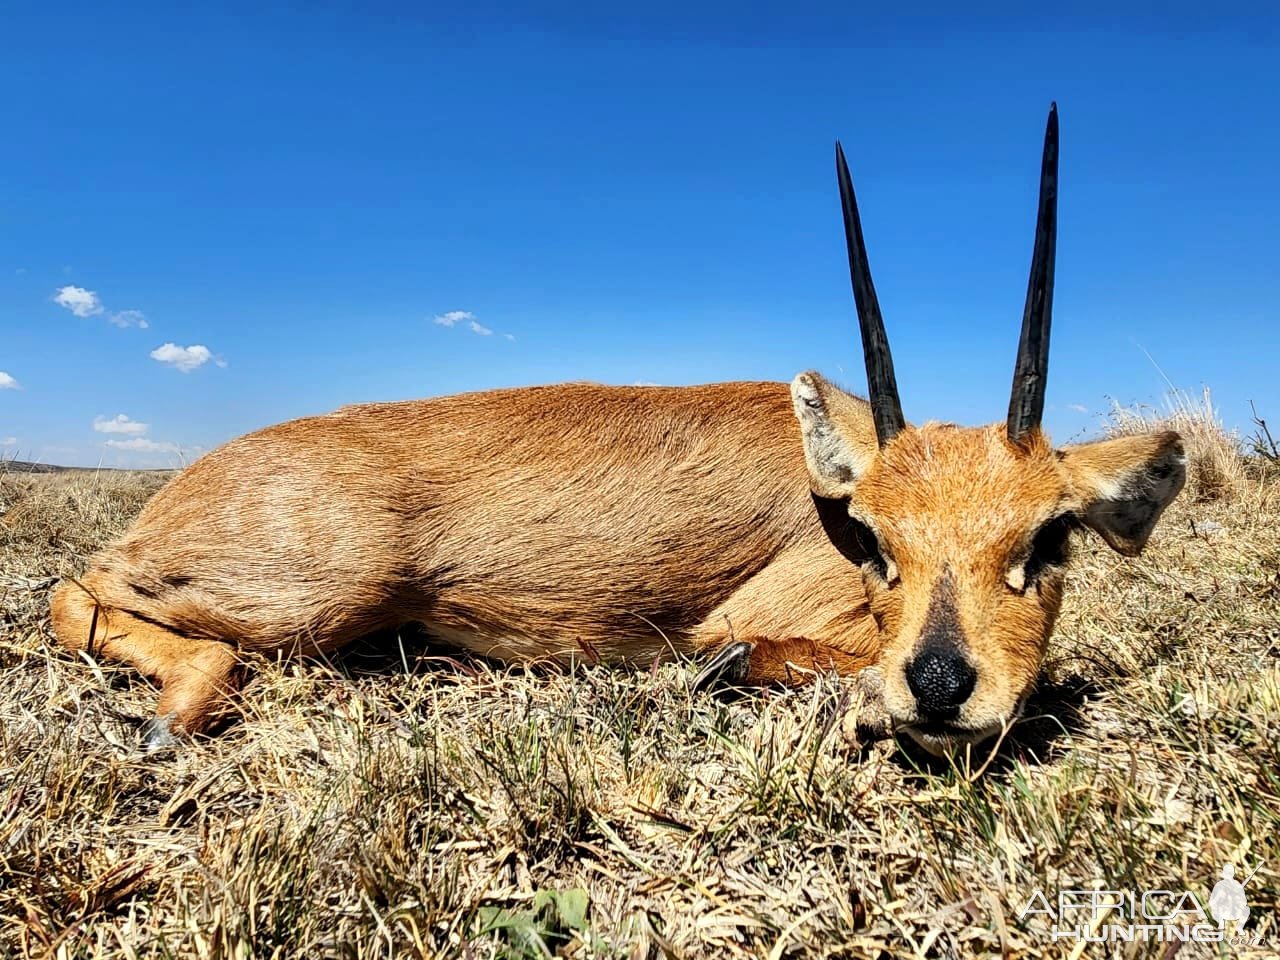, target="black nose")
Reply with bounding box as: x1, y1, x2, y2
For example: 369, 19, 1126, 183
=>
905, 647, 977, 719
